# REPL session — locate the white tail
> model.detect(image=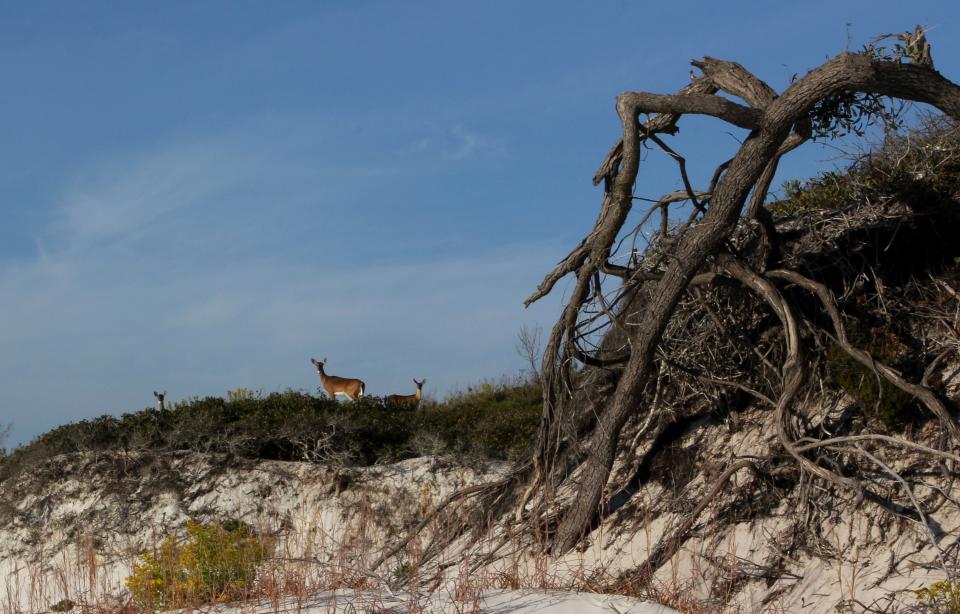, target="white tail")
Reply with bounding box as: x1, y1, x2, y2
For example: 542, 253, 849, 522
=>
153, 390, 166, 412
311, 357, 366, 401
385, 378, 426, 408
